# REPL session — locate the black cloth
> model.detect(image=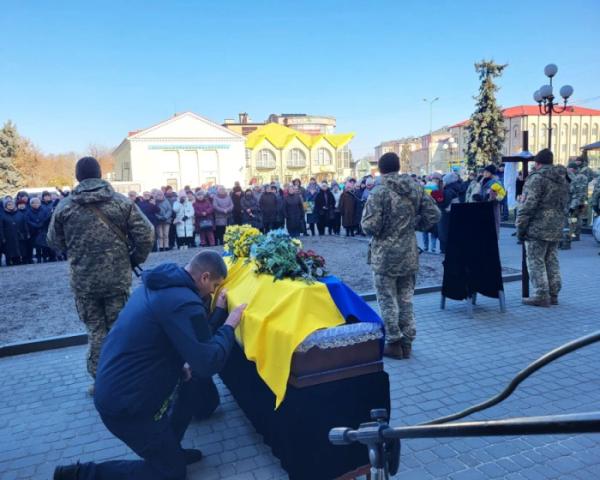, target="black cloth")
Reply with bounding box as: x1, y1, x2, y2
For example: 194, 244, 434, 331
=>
0, 209, 28, 259
219, 343, 391, 480
442, 202, 504, 300
259, 192, 278, 224
284, 193, 305, 235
